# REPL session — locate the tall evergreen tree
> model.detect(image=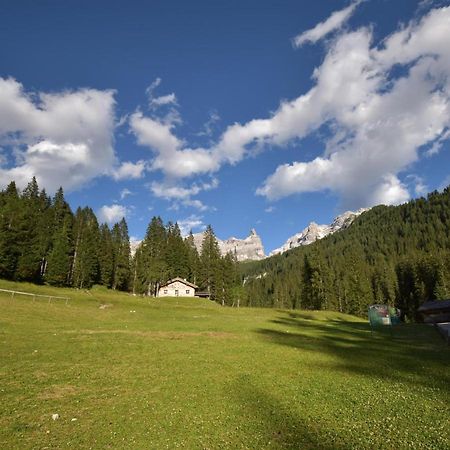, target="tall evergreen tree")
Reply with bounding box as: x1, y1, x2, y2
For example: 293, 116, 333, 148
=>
70, 207, 100, 288
166, 222, 189, 280
136, 216, 168, 296
186, 231, 201, 285
46, 215, 73, 286
199, 225, 222, 301
0, 182, 20, 278
112, 218, 131, 290
15, 177, 46, 282
98, 223, 114, 288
